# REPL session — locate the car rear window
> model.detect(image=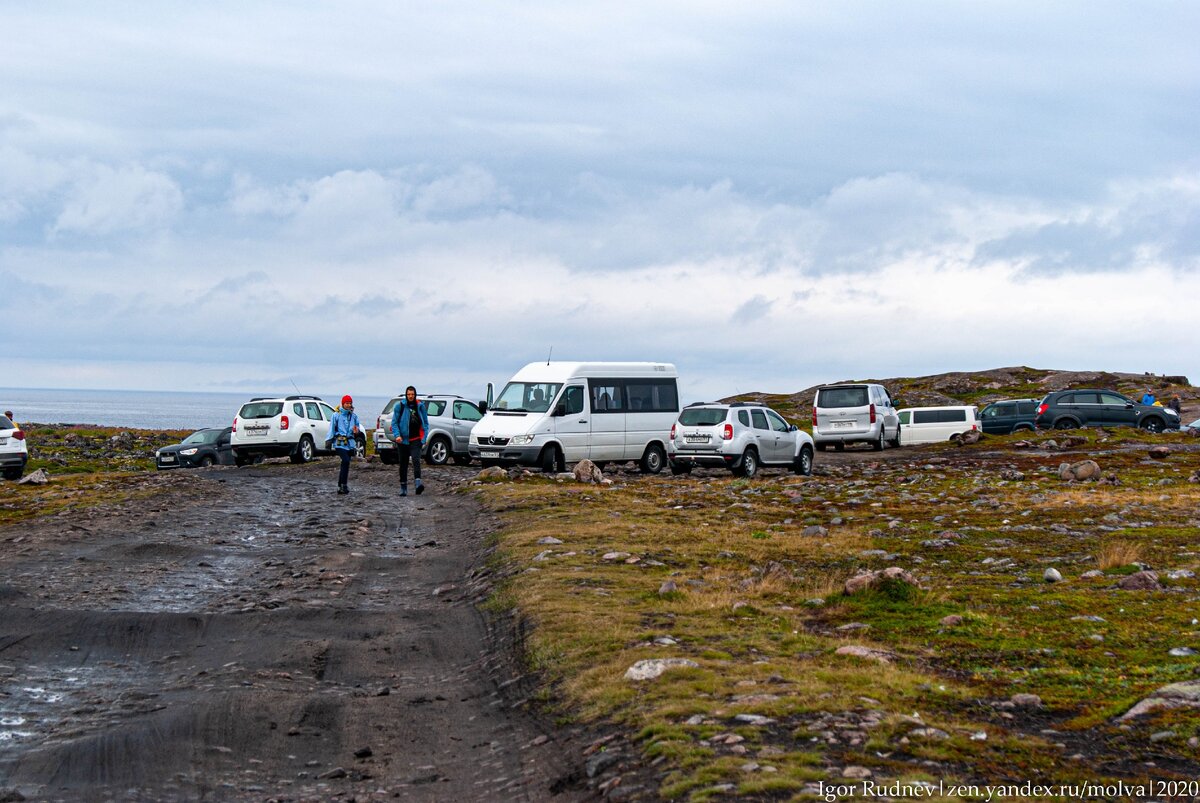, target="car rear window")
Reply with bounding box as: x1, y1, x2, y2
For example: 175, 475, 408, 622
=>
0, 417, 13, 430
239, 402, 283, 419
818, 387, 869, 408
679, 408, 727, 426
